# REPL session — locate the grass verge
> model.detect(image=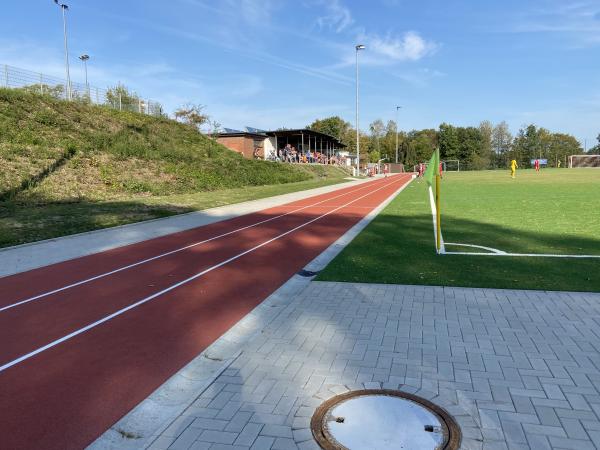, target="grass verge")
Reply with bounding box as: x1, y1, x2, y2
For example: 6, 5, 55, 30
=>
318, 169, 600, 292
0, 176, 349, 248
